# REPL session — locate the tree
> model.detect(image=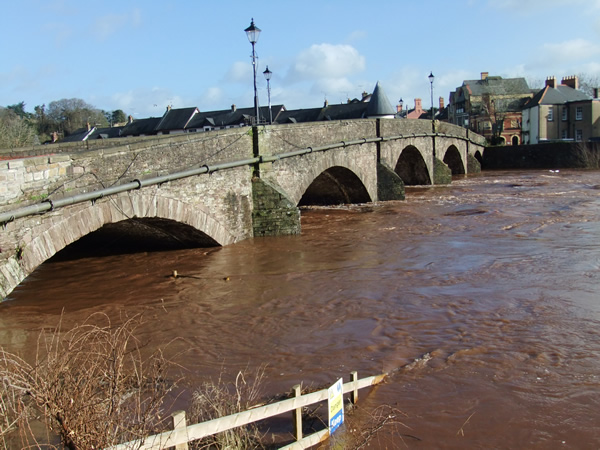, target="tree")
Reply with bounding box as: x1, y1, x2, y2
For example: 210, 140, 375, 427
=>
0, 109, 37, 148
111, 109, 127, 124
481, 94, 507, 145
577, 73, 600, 97
46, 98, 108, 136
6, 102, 29, 119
